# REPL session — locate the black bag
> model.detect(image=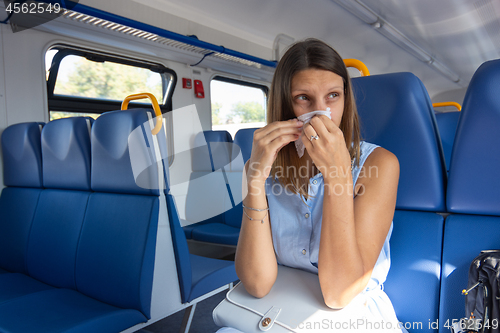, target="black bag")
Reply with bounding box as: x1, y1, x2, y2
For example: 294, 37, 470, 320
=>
458, 250, 500, 333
